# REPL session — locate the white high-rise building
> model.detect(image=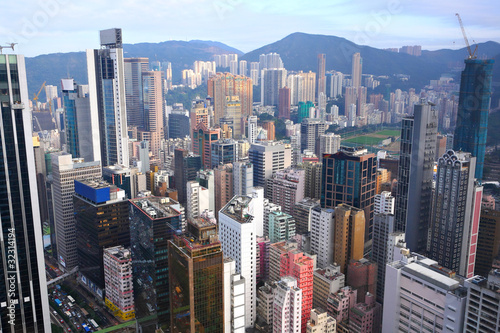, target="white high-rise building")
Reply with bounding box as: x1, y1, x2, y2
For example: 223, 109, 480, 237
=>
248, 142, 292, 189
220, 195, 260, 327
319, 133, 341, 162
248, 115, 258, 144
233, 161, 254, 196
310, 206, 335, 269
239, 60, 248, 77
186, 181, 210, 221
250, 69, 259, 86
230, 60, 238, 75
374, 191, 395, 214
330, 71, 343, 98
273, 277, 302, 333
224, 258, 246, 333
87, 28, 129, 166
288, 74, 304, 106
382, 250, 468, 333
52, 153, 102, 270
464, 270, 500, 332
